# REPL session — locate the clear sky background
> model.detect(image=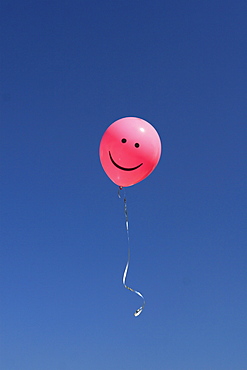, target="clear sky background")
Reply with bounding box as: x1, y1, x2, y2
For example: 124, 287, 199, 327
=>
1, 1, 247, 369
